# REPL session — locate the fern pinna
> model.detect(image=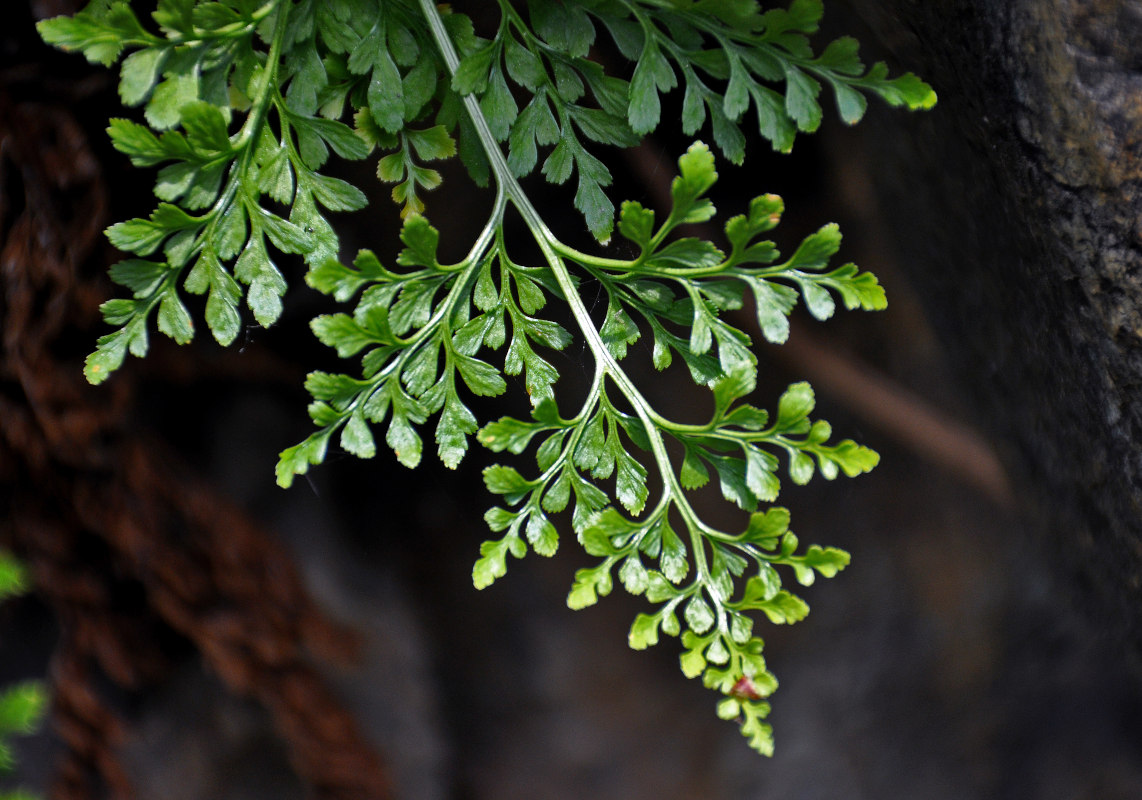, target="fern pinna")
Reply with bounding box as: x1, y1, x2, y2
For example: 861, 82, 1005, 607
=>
39, 0, 934, 755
